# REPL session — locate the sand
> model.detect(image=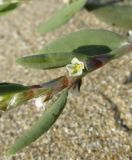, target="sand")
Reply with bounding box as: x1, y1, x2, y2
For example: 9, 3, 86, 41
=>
0, 0, 132, 159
